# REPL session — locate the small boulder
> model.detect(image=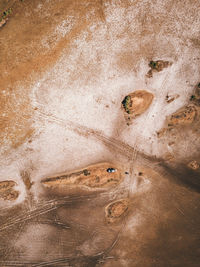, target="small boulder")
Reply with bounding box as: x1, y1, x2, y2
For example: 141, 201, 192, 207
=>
0, 18, 8, 28
166, 94, 180, 104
